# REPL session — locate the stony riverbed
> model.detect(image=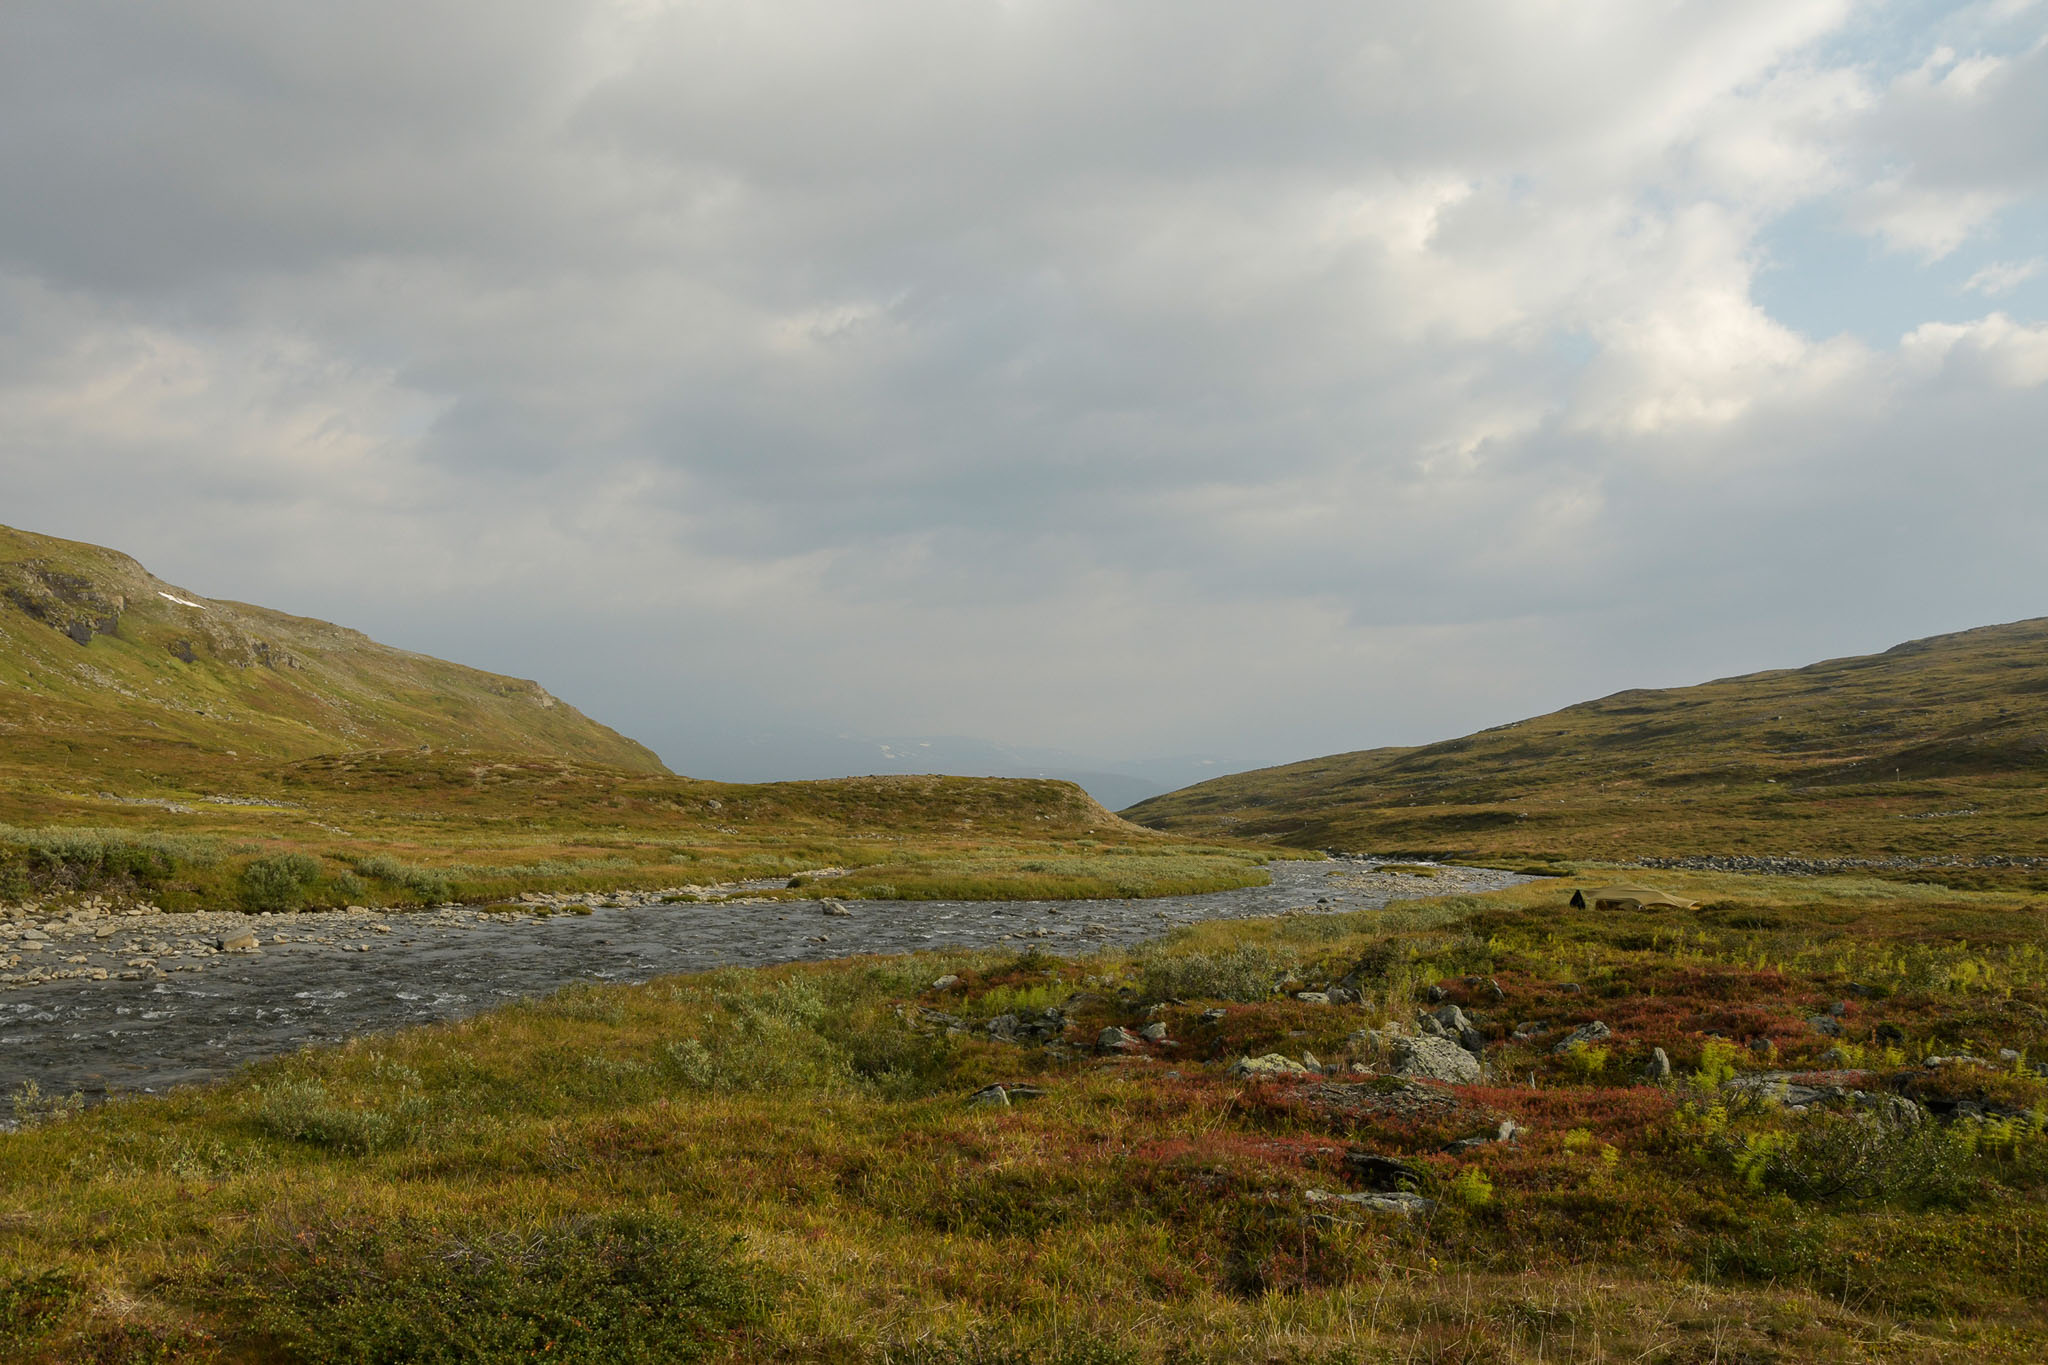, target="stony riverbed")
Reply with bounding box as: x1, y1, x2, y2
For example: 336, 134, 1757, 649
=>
0, 858, 1529, 1100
